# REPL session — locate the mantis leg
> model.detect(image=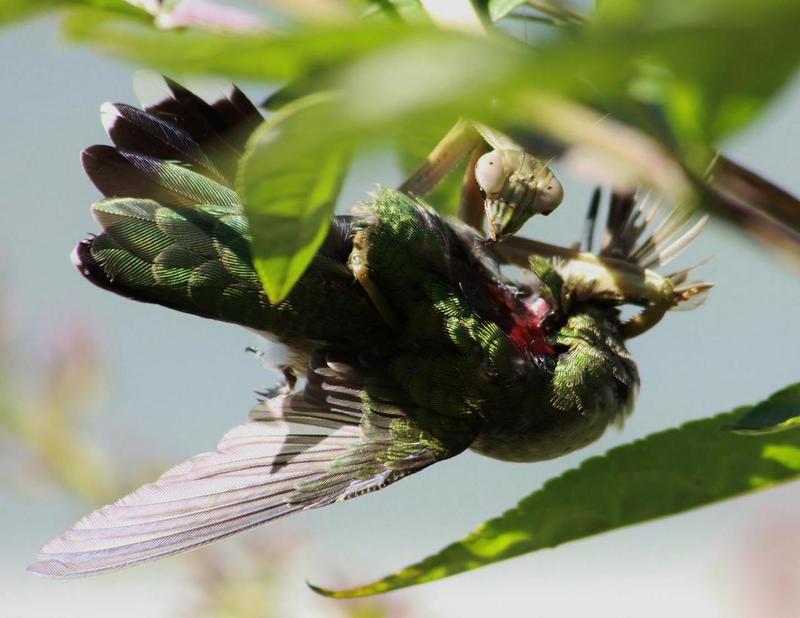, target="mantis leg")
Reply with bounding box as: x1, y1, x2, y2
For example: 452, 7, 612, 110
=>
398, 119, 482, 197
